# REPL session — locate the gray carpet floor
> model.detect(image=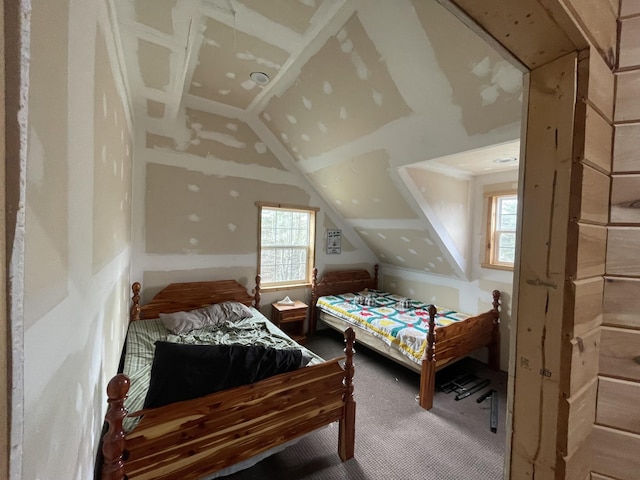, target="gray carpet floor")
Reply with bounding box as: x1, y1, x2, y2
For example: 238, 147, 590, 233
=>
223, 328, 508, 480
